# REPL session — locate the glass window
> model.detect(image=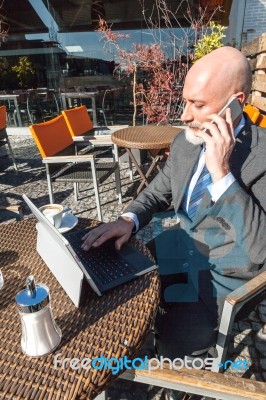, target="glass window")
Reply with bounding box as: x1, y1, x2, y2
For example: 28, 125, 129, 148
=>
0, 0, 194, 126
